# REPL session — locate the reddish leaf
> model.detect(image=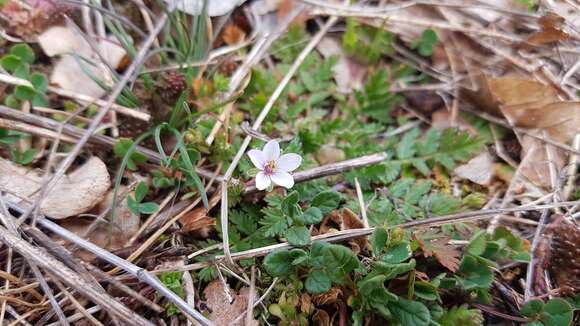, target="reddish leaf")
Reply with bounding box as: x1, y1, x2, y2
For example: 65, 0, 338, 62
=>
414, 231, 461, 272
